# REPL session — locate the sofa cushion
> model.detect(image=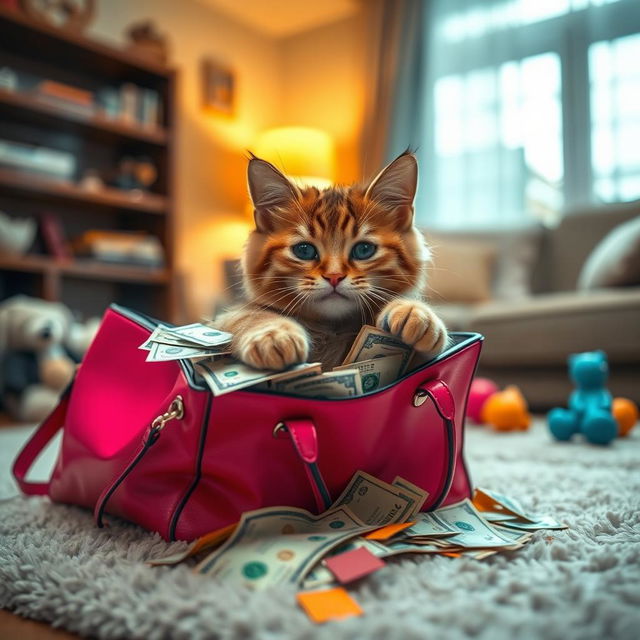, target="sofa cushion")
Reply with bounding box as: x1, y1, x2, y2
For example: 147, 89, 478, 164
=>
538, 201, 640, 292
577, 216, 640, 289
425, 239, 495, 303
469, 288, 640, 366
424, 225, 543, 301
430, 303, 476, 331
